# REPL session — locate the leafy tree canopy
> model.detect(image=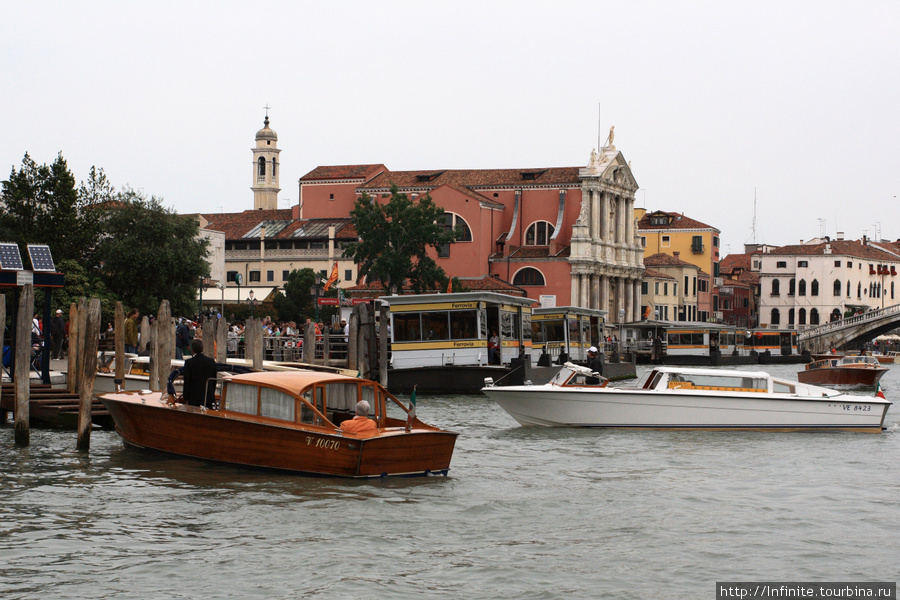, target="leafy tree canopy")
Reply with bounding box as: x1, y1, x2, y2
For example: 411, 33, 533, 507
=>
95, 187, 209, 317
343, 185, 458, 295
273, 267, 338, 324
